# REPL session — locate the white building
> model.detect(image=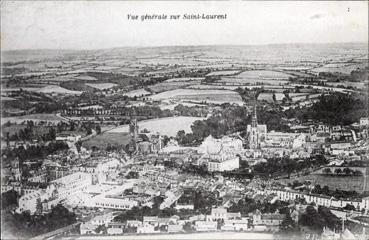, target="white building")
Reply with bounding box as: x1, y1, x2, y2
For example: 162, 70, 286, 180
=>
51, 172, 92, 200
221, 218, 249, 231
56, 133, 81, 142
195, 221, 217, 232
208, 157, 239, 172
360, 117, 369, 126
